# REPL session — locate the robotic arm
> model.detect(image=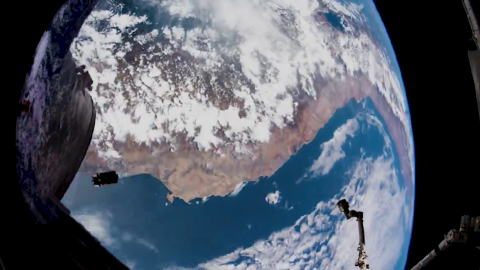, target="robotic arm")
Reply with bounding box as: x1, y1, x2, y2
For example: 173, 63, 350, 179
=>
337, 199, 369, 269
409, 215, 480, 270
